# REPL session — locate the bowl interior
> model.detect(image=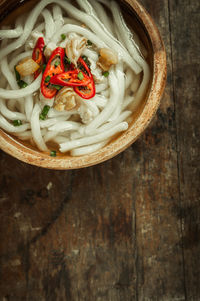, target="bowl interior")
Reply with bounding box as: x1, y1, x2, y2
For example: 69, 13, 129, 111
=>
0, 0, 166, 169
